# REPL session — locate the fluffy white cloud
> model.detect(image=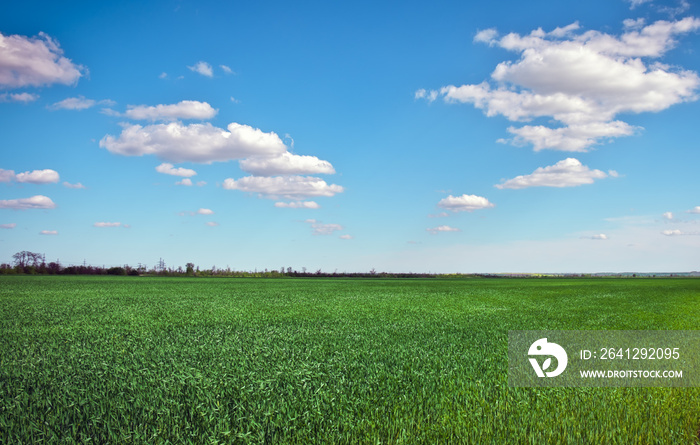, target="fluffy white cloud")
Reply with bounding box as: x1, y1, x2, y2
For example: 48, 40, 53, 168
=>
239, 152, 336, 176
220, 65, 234, 74
495, 158, 611, 189
305, 219, 343, 235
0, 169, 15, 182
663, 211, 674, 220
100, 122, 287, 163
40, 230, 58, 235
437, 194, 495, 212
687, 206, 700, 214
155, 163, 197, 177
0, 92, 39, 103
206, 221, 219, 227
426, 18, 700, 151
427, 225, 461, 234
223, 176, 344, 200
274, 201, 320, 209
0, 223, 17, 229
176, 178, 193, 186
93, 222, 126, 228
339, 234, 353, 240
188, 61, 213, 77
125, 100, 217, 121
503, 121, 637, 152
15, 169, 60, 184
0, 195, 56, 210
1, 168, 60, 184
0, 32, 84, 88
